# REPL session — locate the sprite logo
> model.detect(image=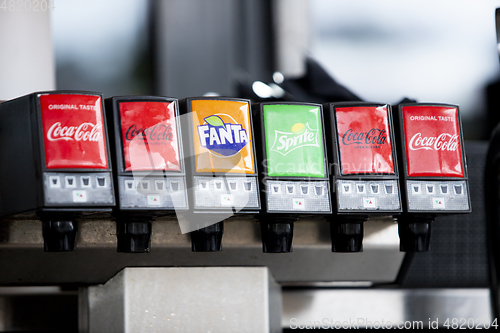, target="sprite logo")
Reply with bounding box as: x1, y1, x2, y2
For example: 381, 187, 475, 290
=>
197, 115, 249, 157
270, 122, 319, 156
